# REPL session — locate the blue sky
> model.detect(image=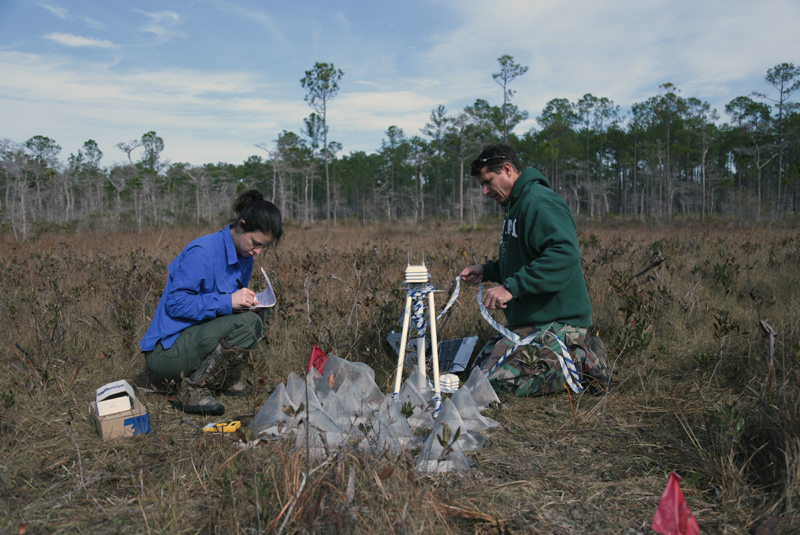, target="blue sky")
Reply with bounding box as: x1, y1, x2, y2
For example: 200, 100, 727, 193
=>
1, 0, 798, 167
